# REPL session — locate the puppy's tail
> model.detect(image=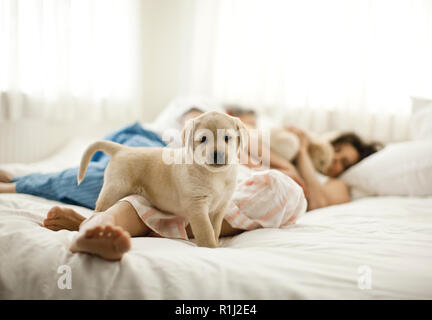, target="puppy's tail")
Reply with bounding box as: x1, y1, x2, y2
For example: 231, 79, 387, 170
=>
77, 140, 121, 185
